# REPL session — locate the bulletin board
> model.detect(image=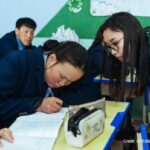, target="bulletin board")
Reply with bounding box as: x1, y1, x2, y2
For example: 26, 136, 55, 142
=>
36, 0, 150, 39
